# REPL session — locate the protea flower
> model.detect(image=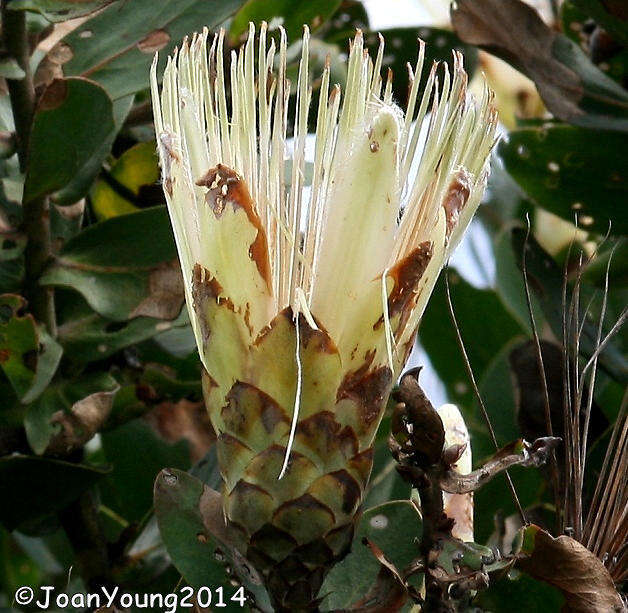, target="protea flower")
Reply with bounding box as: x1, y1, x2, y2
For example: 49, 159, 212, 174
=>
151, 23, 496, 611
